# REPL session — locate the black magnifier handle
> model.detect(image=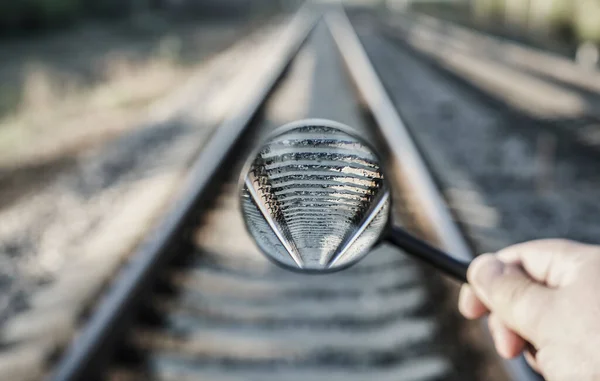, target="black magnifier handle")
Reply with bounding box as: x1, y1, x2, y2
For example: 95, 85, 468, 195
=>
388, 227, 545, 379
387, 225, 469, 283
